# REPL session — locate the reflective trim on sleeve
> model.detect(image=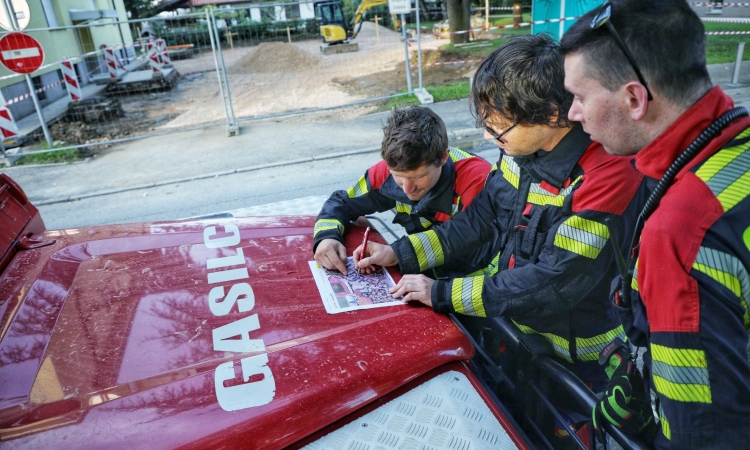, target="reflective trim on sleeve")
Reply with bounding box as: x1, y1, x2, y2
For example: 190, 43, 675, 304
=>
451, 195, 461, 216
575, 326, 626, 362
314, 219, 344, 237
419, 216, 433, 229
554, 216, 610, 259
465, 251, 502, 277
513, 320, 572, 363
407, 230, 445, 272
448, 147, 472, 161
658, 403, 671, 441
651, 344, 711, 404
694, 137, 750, 212
450, 276, 486, 317
692, 246, 750, 327
500, 155, 520, 189
346, 175, 370, 198
395, 201, 412, 215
